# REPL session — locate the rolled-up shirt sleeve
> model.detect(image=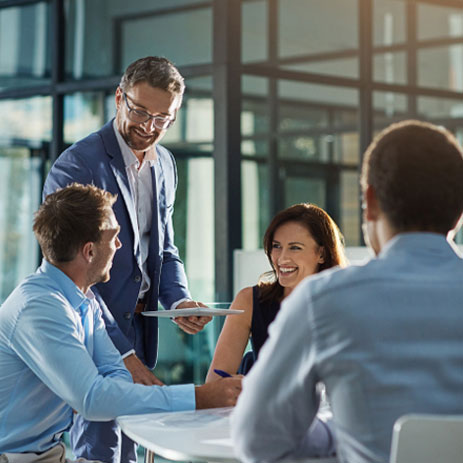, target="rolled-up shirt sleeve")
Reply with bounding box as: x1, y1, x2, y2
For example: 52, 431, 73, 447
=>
10, 293, 195, 422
